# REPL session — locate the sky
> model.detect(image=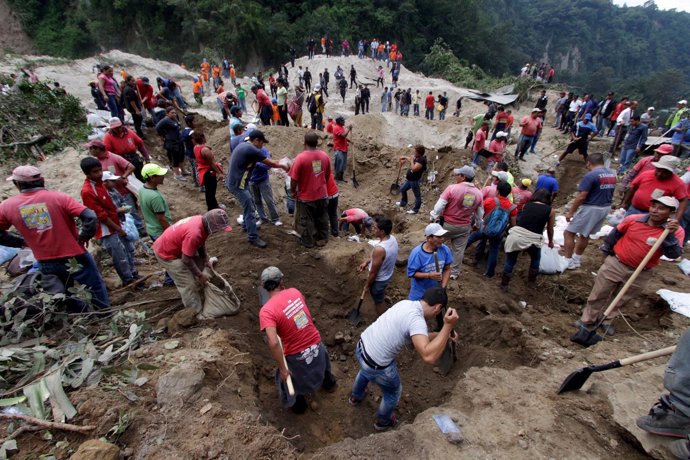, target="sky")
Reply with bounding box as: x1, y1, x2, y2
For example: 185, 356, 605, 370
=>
613, 0, 690, 13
